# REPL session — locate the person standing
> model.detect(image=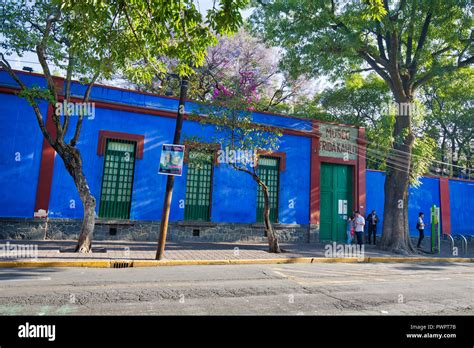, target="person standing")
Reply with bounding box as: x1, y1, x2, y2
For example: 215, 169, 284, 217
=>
354, 211, 365, 246
417, 212, 425, 249
366, 210, 379, 245
346, 216, 354, 244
